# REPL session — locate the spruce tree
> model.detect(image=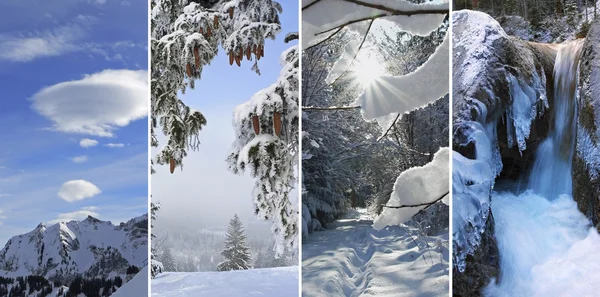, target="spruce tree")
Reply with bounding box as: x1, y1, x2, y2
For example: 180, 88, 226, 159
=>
216, 214, 253, 271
